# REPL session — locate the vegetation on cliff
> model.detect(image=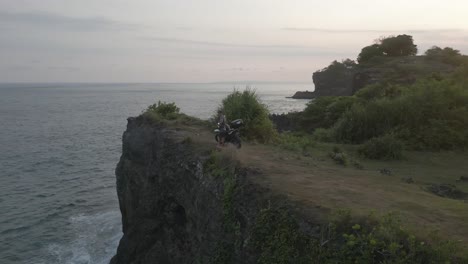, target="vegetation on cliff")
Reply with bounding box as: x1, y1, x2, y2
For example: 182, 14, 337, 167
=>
204, 151, 466, 263
285, 37, 468, 155
215, 88, 277, 143
358, 35, 417, 64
